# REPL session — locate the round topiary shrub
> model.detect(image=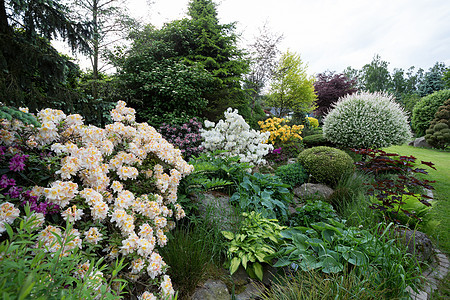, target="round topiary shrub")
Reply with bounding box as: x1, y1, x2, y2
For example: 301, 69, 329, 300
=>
322, 92, 412, 149
275, 162, 308, 188
412, 89, 450, 137
425, 98, 450, 149
297, 146, 354, 187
